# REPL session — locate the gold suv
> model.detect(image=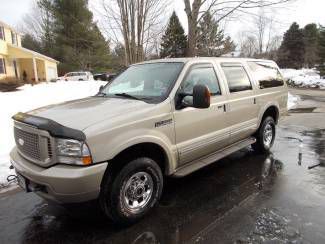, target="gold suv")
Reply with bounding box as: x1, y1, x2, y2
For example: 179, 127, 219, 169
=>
10, 58, 288, 224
